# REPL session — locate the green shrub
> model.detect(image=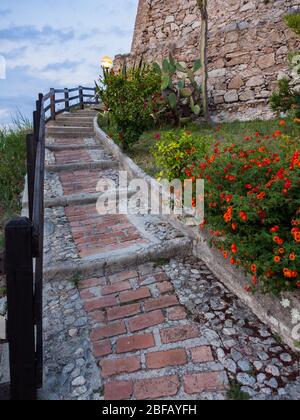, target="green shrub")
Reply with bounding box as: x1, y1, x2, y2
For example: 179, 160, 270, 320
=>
96, 62, 161, 150
187, 129, 300, 294
151, 130, 213, 180
270, 77, 300, 118
285, 12, 300, 36
0, 126, 28, 246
